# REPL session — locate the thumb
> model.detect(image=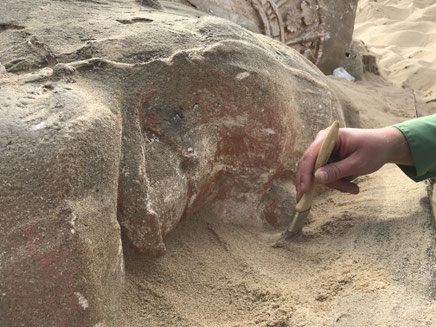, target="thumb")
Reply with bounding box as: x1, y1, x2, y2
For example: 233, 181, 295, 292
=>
314, 157, 357, 184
